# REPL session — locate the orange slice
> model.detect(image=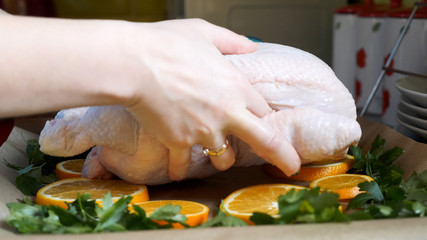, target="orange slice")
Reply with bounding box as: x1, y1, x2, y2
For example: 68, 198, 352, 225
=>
35, 178, 149, 208
220, 184, 307, 224
55, 159, 85, 180
133, 200, 209, 228
263, 155, 355, 182
309, 174, 374, 200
